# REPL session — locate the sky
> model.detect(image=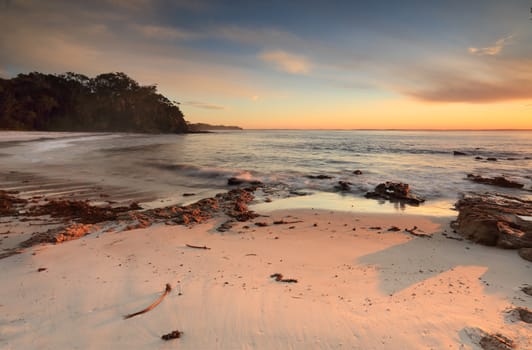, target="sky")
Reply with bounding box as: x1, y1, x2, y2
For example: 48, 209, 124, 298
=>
1, 0, 531, 129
